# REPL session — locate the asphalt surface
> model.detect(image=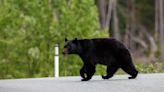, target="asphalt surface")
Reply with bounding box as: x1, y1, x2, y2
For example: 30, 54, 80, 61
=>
0, 73, 164, 92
